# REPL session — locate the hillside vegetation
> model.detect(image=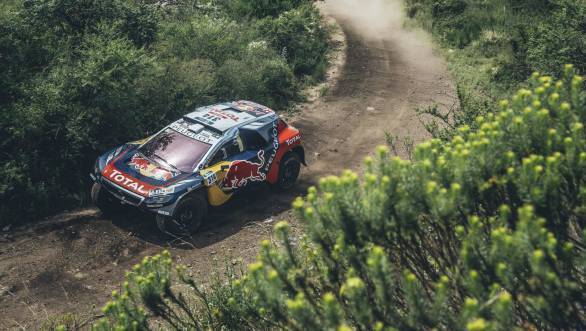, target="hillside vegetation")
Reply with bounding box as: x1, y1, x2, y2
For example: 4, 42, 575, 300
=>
404, 0, 586, 139
94, 68, 585, 330
85, 1, 586, 329
0, 0, 330, 226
